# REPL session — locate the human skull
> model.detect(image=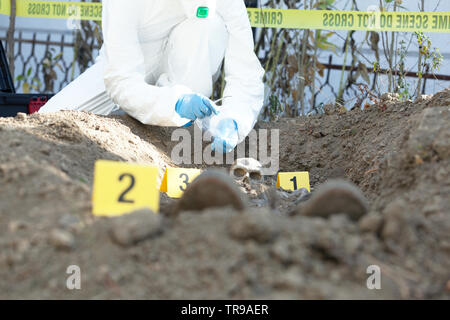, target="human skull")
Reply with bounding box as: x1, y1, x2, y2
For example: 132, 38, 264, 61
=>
230, 158, 263, 185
